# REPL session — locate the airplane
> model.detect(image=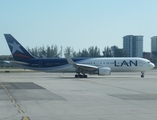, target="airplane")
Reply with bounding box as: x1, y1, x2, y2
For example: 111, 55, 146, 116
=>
4, 34, 155, 78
